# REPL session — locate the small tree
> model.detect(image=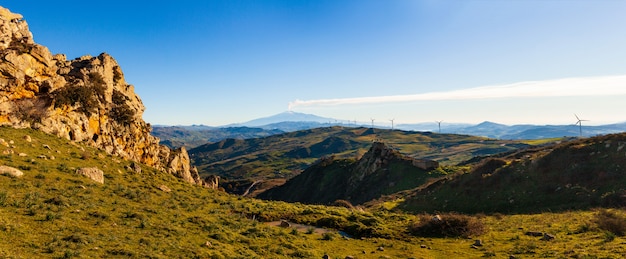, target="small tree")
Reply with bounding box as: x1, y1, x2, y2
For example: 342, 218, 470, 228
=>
110, 90, 135, 125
